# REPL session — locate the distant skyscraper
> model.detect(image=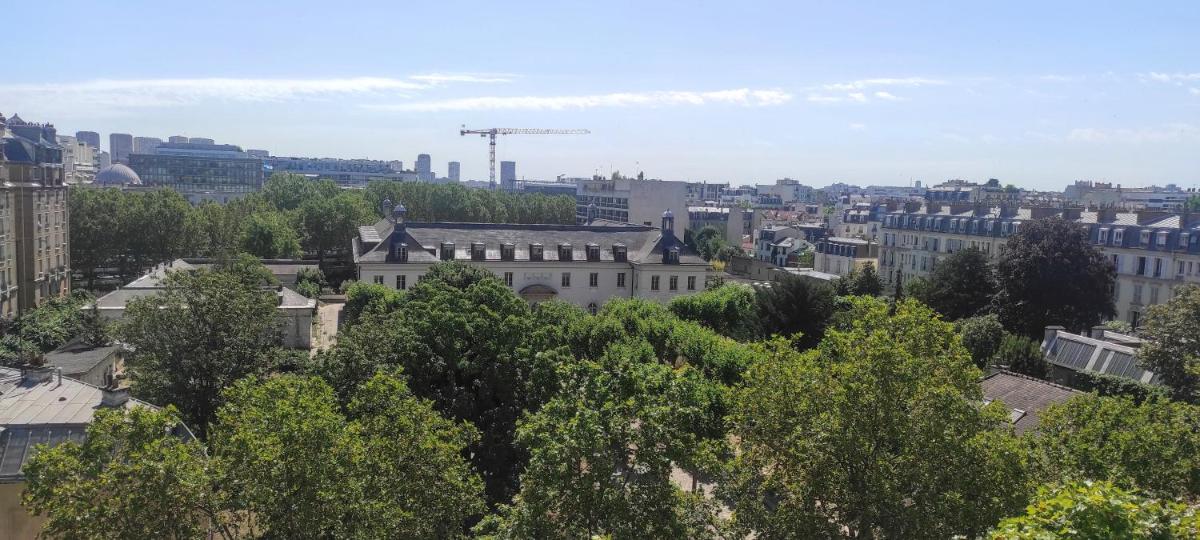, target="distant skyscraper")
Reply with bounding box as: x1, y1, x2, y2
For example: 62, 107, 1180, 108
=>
168, 135, 189, 144
500, 161, 517, 191
133, 136, 162, 154
97, 151, 111, 170
189, 137, 215, 145
448, 161, 460, 182
75, 131, 100, 149
109, 133, 133, 164
415, 154, 432, 181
